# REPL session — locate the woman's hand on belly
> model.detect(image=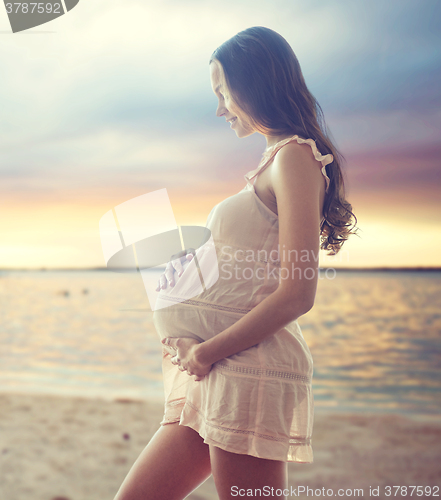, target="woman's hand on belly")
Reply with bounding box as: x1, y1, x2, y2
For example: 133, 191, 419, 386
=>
155, 248, 195, 290
162, 337, 212, 381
